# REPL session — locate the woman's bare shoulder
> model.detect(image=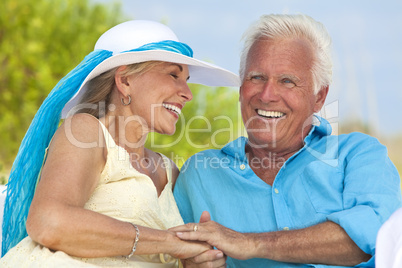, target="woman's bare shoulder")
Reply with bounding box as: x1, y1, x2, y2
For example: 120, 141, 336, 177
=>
55, 113, 104, 148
